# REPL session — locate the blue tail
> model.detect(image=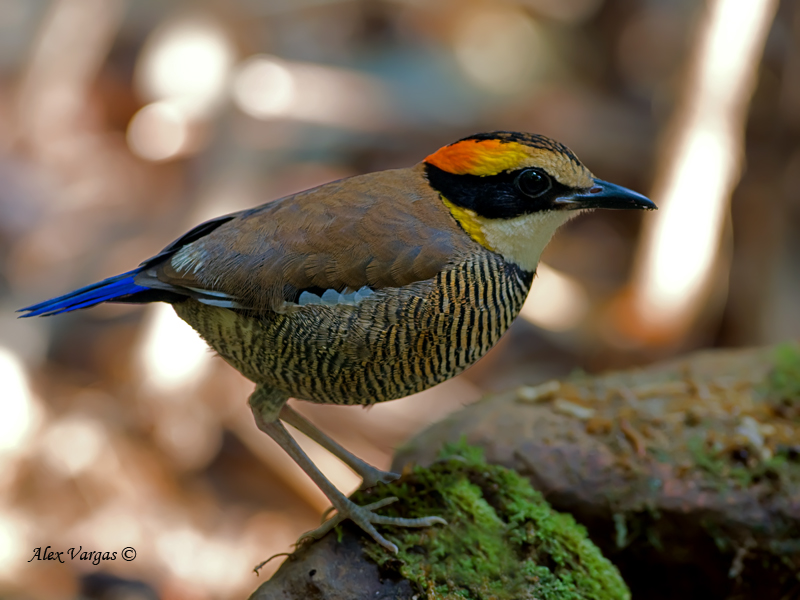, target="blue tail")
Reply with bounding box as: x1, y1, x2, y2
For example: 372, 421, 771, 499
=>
18, 270, 152, 317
